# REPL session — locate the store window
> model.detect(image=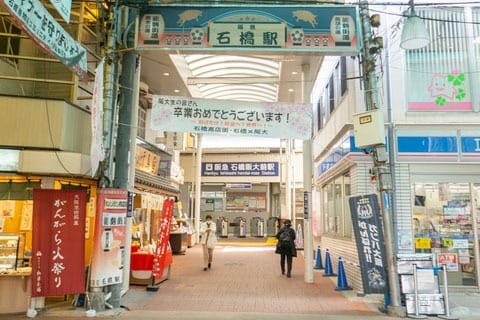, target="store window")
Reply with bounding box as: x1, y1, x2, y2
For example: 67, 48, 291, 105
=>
405, 8, 472, 111
413, 182, 477, 286
322, 173, 352, 237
